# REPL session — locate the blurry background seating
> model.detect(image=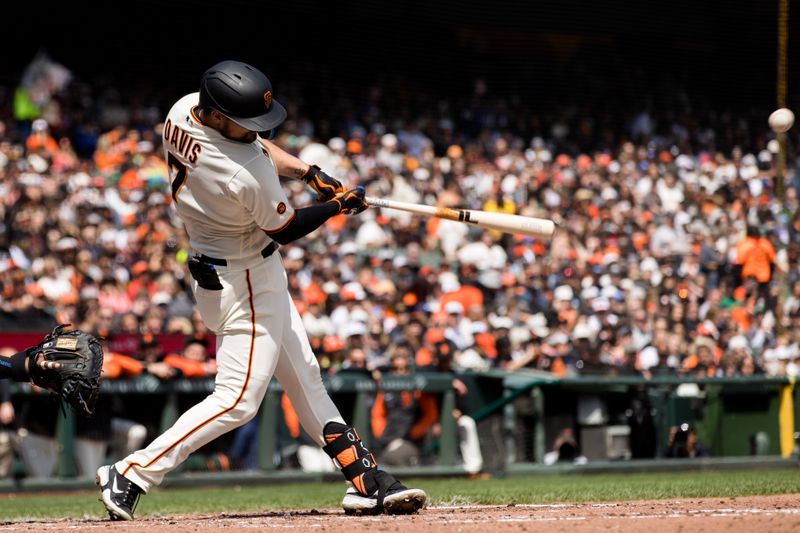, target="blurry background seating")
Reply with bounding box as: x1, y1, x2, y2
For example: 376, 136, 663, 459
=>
0, 1, 798, 475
